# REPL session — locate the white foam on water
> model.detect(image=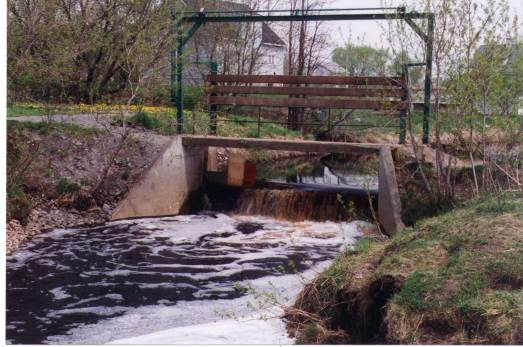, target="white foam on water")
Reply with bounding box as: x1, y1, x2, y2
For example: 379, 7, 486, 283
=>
46, 259, 332, 344
108, 311, 292, 345
49, 287, 72, 301
8, 214, 373, 344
